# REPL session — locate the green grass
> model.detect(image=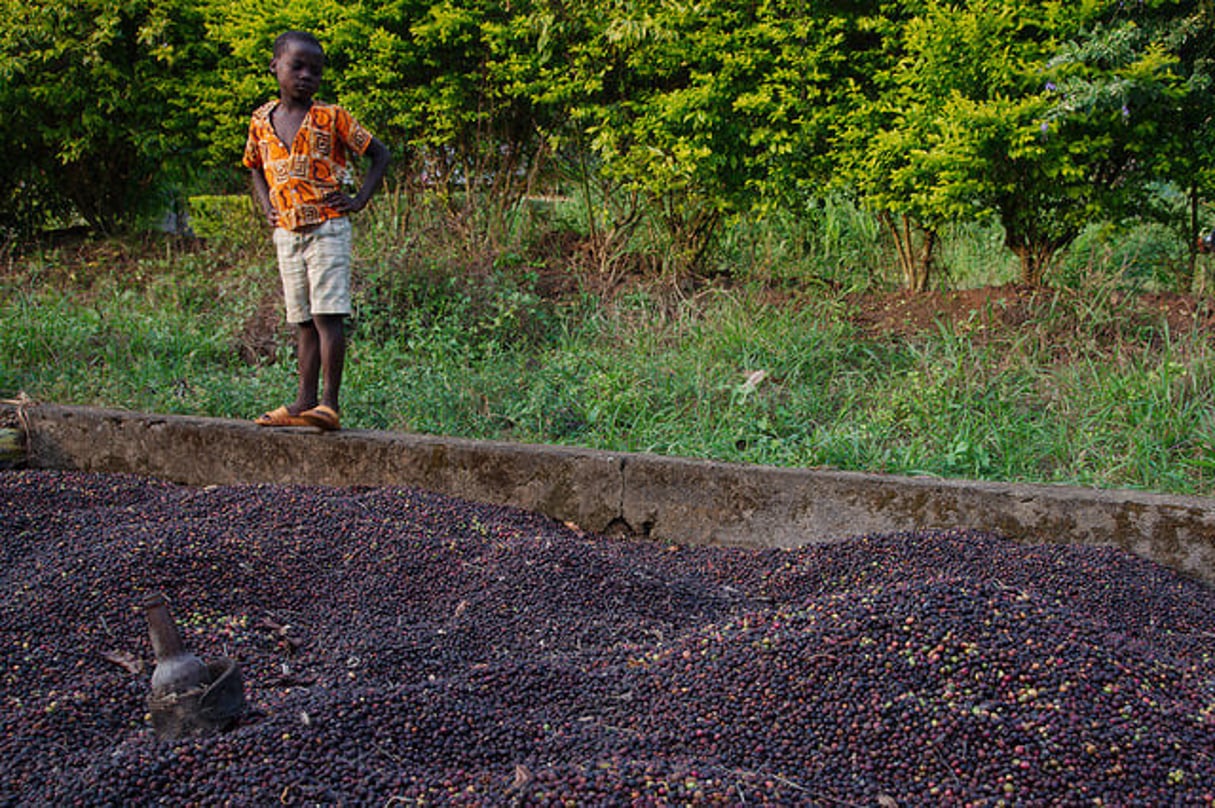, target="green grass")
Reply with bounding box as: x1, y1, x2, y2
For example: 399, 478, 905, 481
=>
3, 196, 1214, 496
